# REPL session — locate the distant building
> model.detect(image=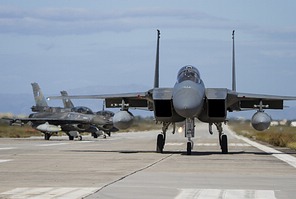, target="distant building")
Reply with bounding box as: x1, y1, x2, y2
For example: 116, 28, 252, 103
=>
279, 119, 288, 126
271, 121, 279, 126
290, 121, 296, 127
